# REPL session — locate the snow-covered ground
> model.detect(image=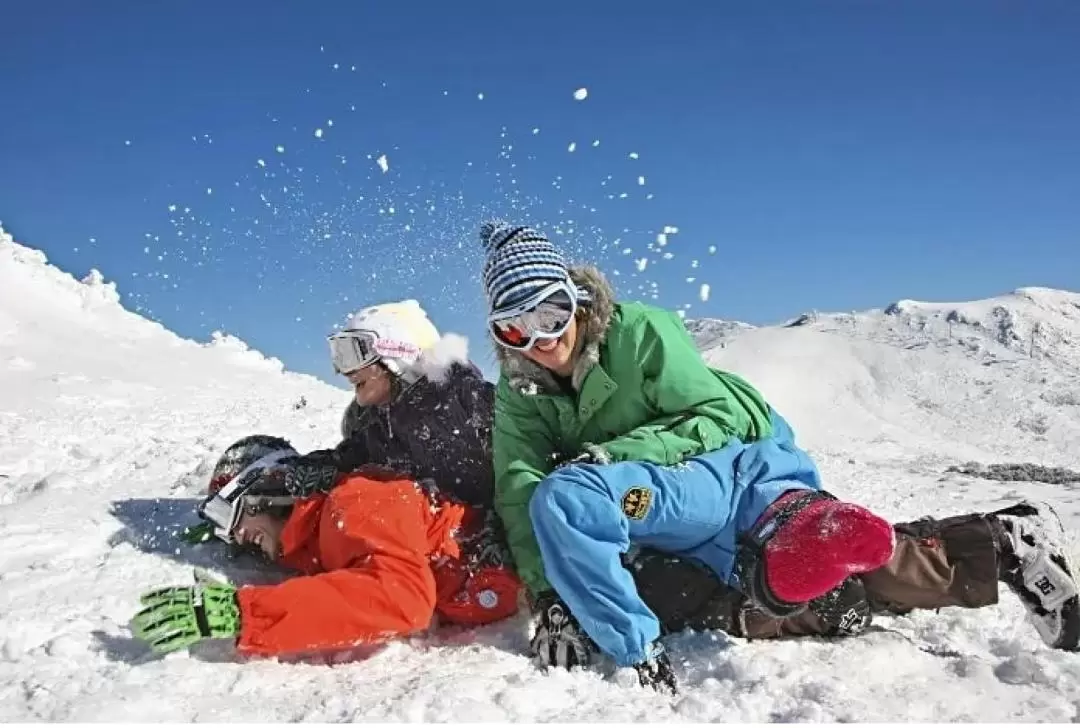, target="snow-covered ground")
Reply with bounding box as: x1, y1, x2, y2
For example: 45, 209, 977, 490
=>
2, 225, 1080, 721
